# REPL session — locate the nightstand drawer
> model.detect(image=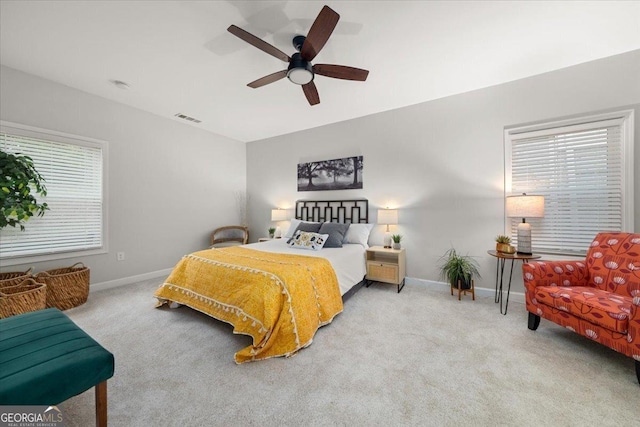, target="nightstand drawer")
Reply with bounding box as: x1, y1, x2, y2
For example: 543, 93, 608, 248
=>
367, 262, 398, 284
